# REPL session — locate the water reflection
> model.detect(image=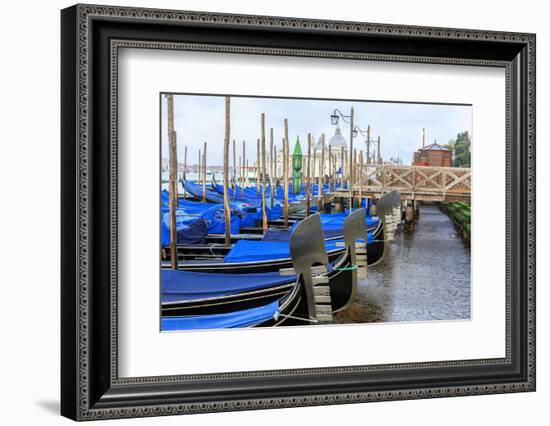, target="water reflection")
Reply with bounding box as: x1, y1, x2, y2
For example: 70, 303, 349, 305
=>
333, 204, 471, 324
